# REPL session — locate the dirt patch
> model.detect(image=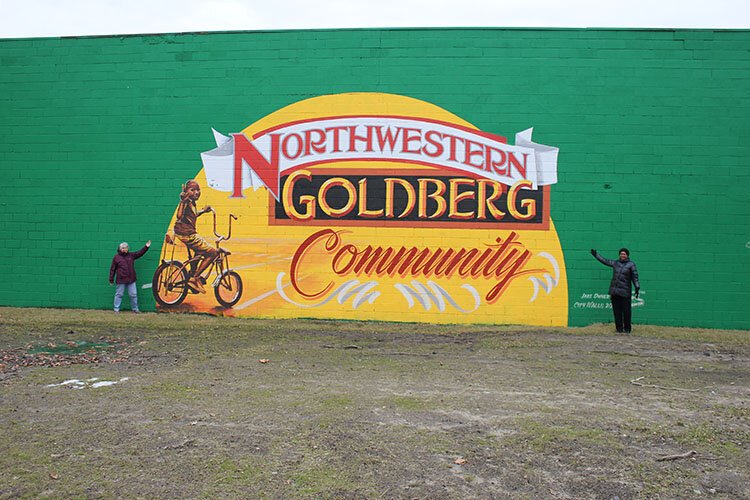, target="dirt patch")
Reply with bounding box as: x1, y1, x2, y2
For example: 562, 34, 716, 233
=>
0, 308, 748, 498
